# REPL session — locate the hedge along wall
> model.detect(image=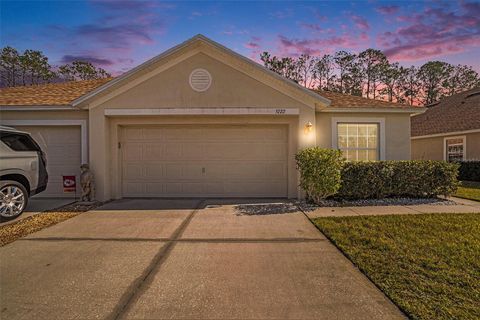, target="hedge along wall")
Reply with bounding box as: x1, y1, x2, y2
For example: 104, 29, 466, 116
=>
337, 160, 459, 199
457, 161, 480, 182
